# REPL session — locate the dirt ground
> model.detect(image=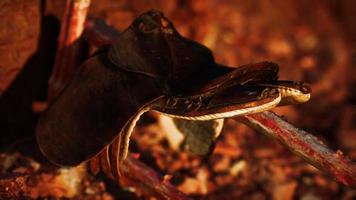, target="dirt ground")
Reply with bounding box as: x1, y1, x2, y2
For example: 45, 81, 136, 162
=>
0, 0, 355, 199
